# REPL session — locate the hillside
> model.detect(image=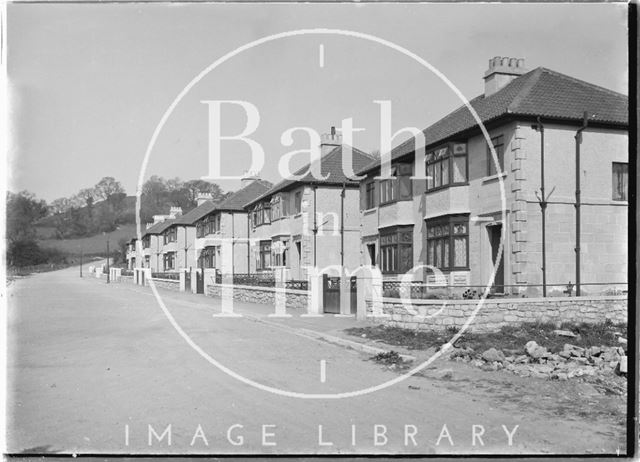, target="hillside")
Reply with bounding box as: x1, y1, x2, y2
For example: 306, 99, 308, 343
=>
38, 224, 137, 256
